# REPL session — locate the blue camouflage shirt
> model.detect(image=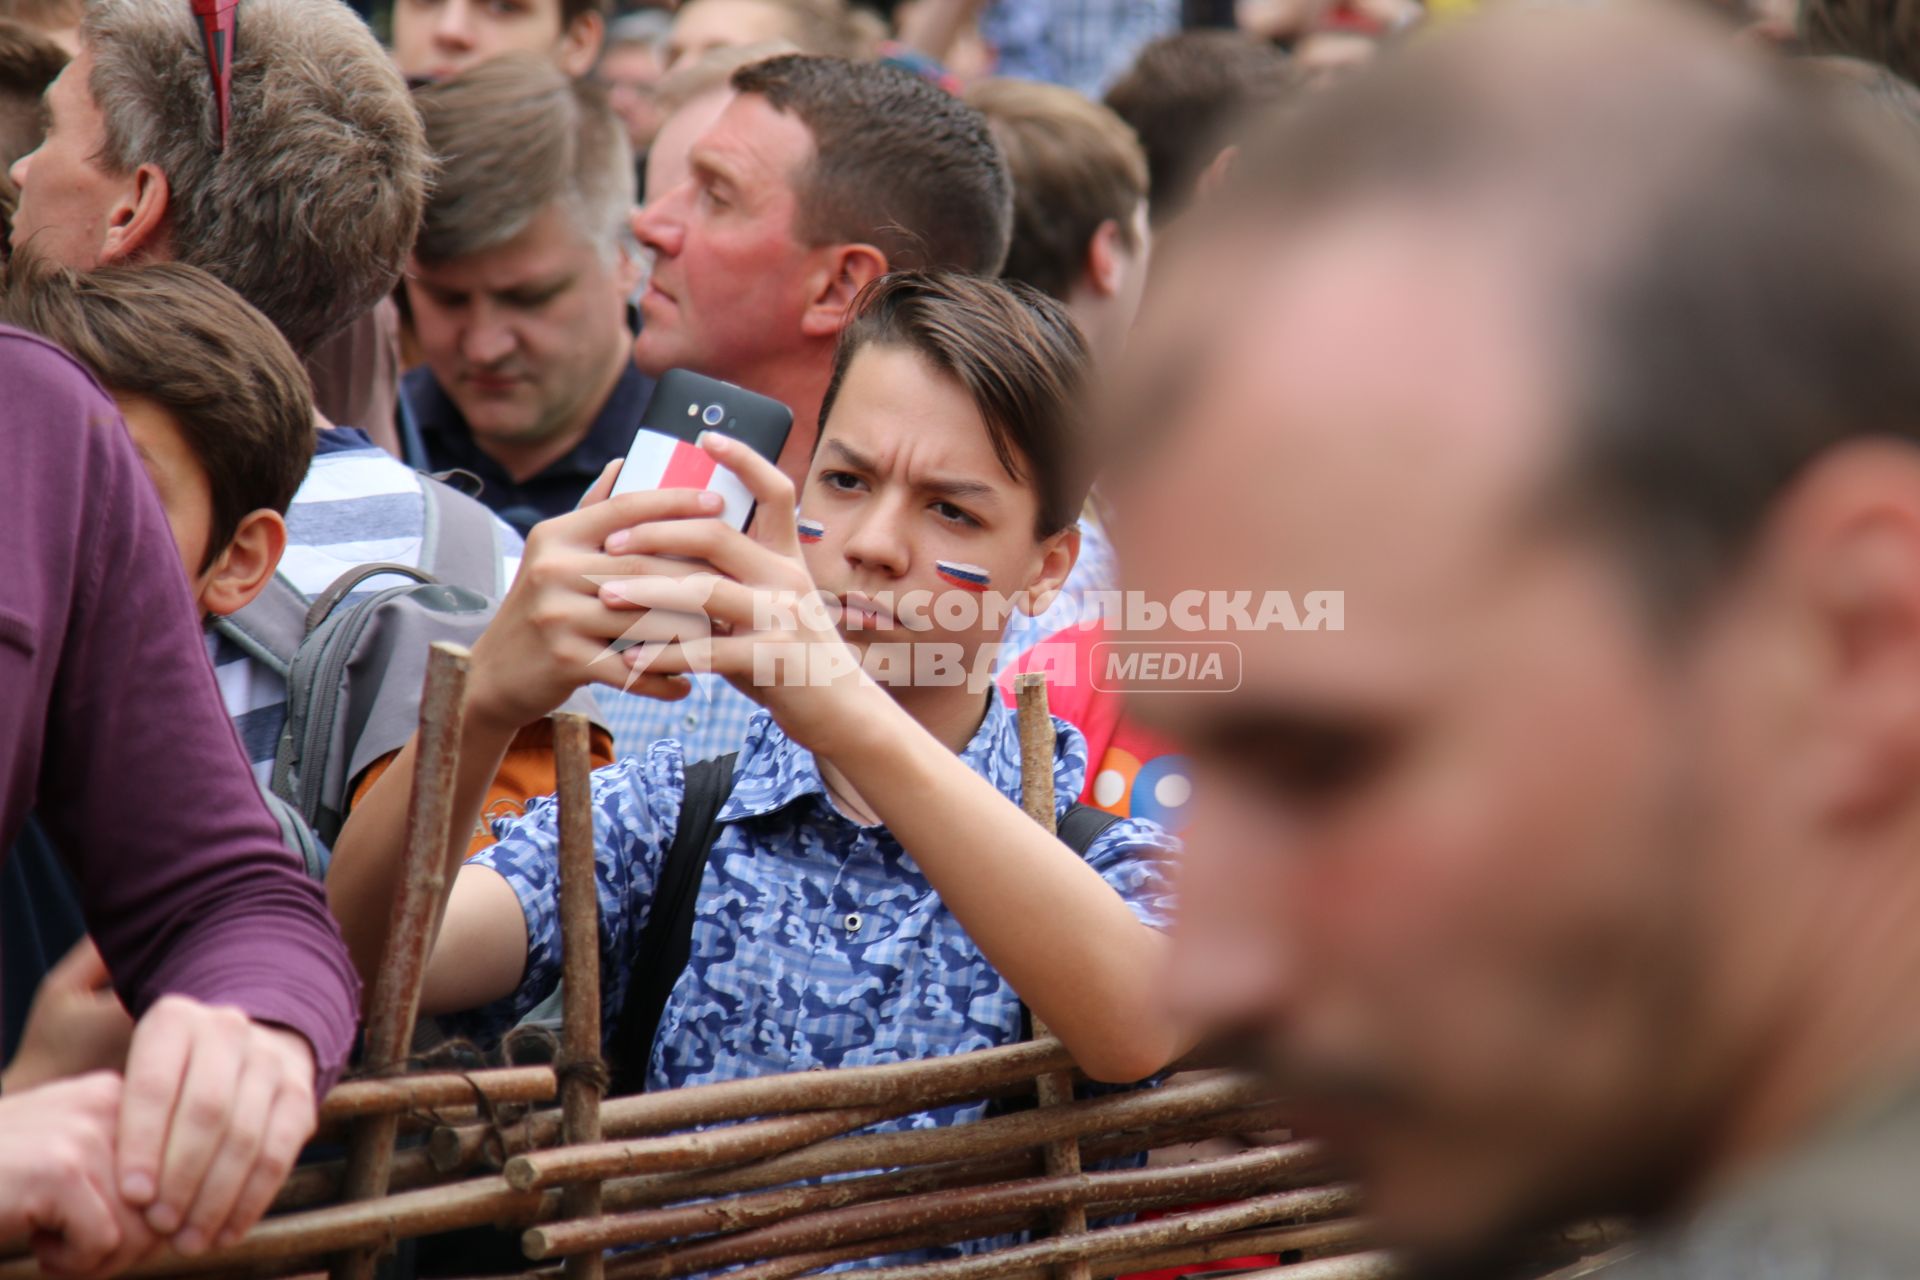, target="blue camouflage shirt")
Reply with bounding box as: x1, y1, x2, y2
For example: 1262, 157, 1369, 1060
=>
454, 694, 1177, 1129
